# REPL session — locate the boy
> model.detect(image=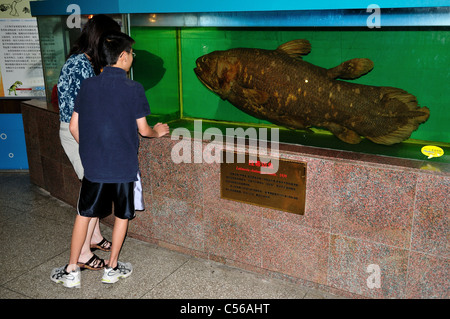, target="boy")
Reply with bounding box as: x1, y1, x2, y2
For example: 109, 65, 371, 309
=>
51, 31, 169, 288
